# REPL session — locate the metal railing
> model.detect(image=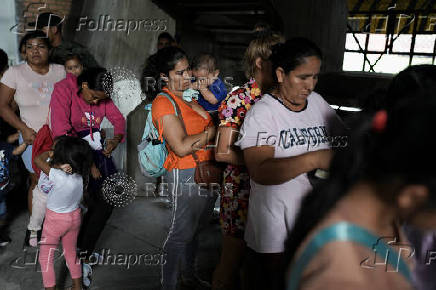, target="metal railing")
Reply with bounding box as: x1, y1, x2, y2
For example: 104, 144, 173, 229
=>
346, 9, 436, 72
